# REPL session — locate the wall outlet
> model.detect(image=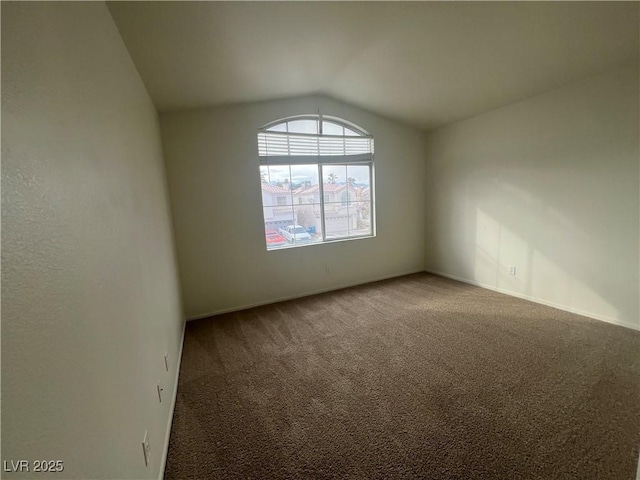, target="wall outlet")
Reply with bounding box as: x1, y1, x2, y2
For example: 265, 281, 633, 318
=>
142, 431, 150, 466
164, 353, 169, 372
508, 266, 517, 276
325, 267, 331, 274
157, 383, 164, 403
